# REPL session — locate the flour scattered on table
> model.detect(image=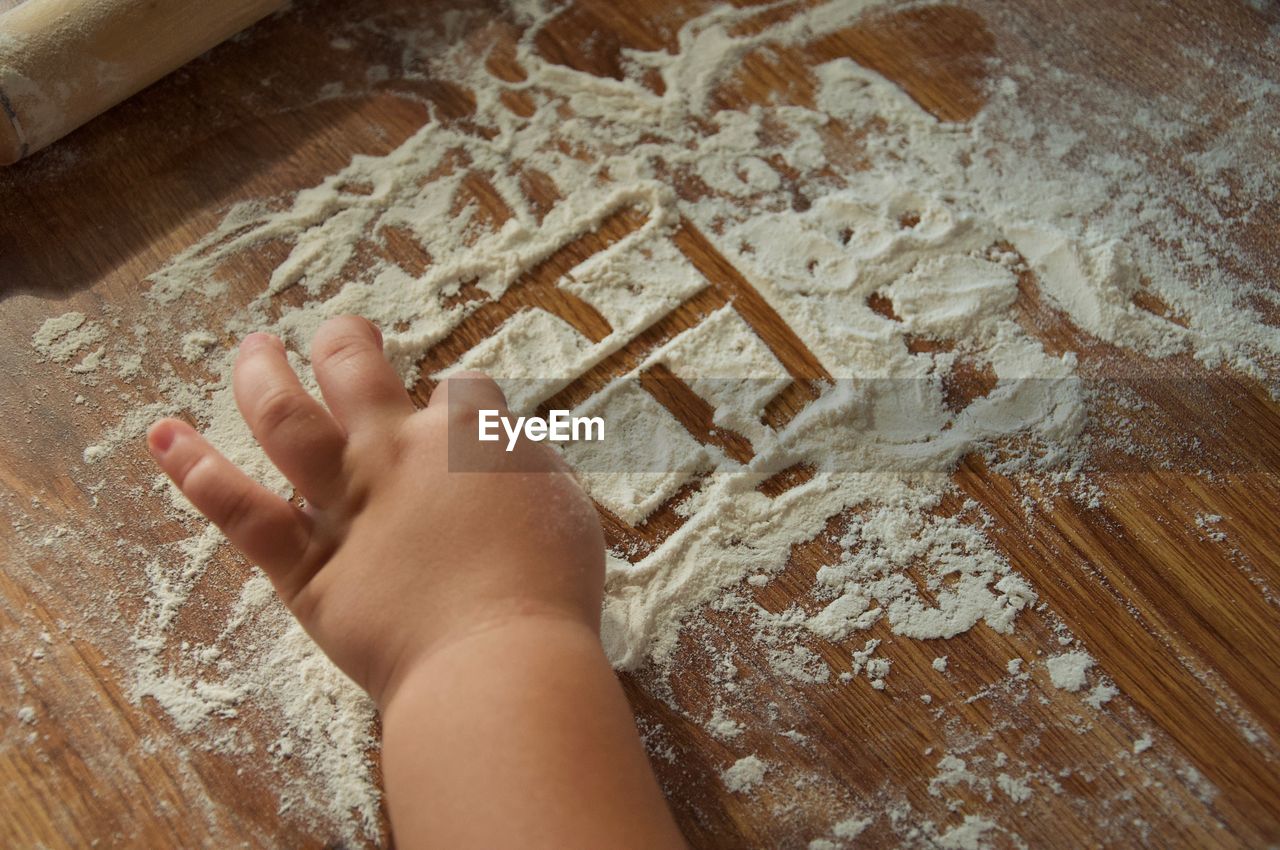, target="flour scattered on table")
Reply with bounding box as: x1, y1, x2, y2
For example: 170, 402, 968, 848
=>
722, 754, 768, 793
1085, 681, 1119, 709
996, 772, 1033, 804
1047, 651, 1095, 693
16, 0, 1280, 843
1195, 513, 1228, 543
31, 311, 106, 364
